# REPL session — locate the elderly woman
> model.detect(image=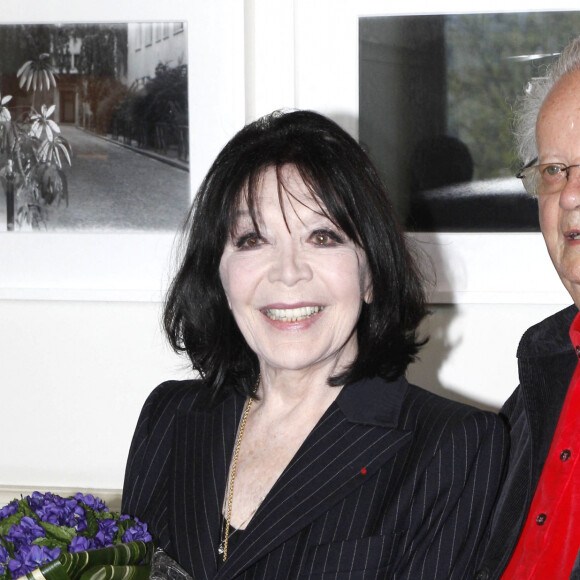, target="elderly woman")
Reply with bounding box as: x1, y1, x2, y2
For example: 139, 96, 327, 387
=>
122, 110, 506, 579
